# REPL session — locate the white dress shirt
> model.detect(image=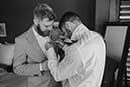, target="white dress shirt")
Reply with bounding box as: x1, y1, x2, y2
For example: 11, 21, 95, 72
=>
32, 27, 50, 56
47, 24, 106, 87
